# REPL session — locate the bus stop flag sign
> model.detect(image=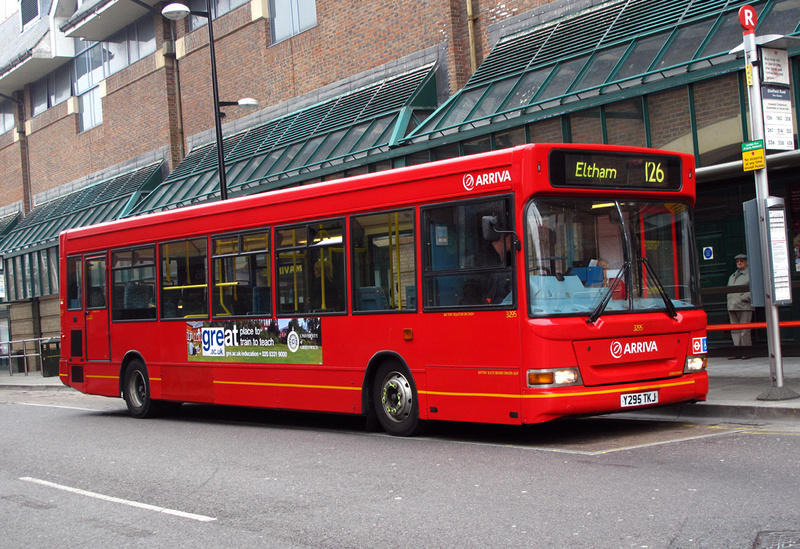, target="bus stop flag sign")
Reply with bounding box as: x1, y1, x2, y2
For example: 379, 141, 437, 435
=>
742, 140, 765, 171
